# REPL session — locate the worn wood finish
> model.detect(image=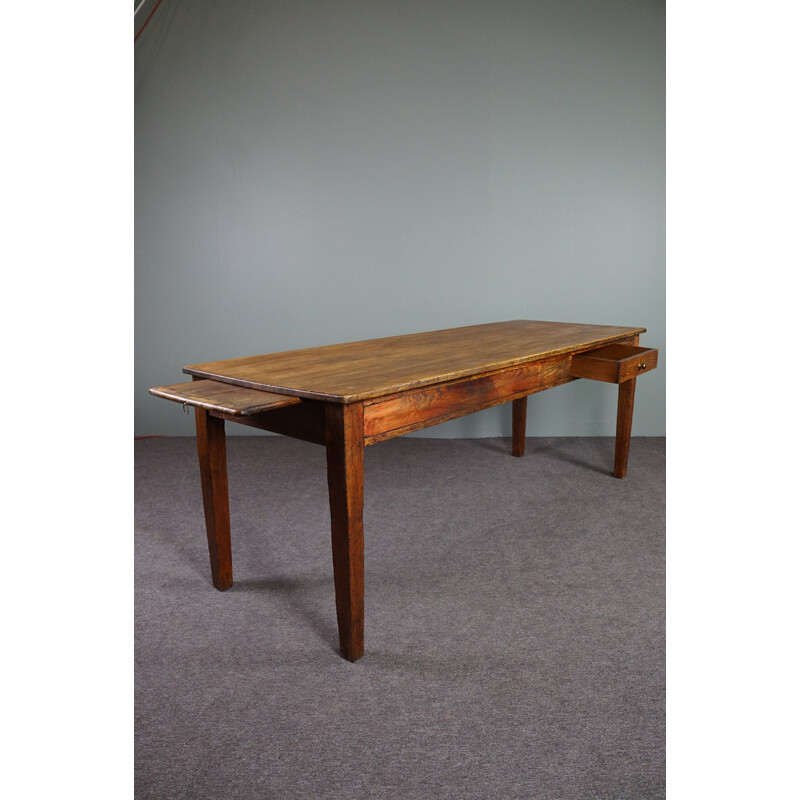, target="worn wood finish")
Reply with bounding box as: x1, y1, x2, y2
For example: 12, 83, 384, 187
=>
325, 402, 365, 662
195, 408, 233, 590
363, 356, 573, 444
570, 344, 658, 384
149, 379, 300, 416
184, 320, 646, 403
364, 361, 542, 440
512, 396, 527, 457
